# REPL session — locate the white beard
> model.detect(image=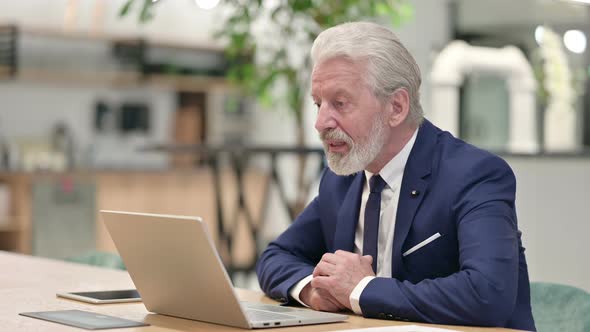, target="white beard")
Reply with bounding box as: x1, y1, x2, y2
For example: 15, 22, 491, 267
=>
320, 112, 388, 176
